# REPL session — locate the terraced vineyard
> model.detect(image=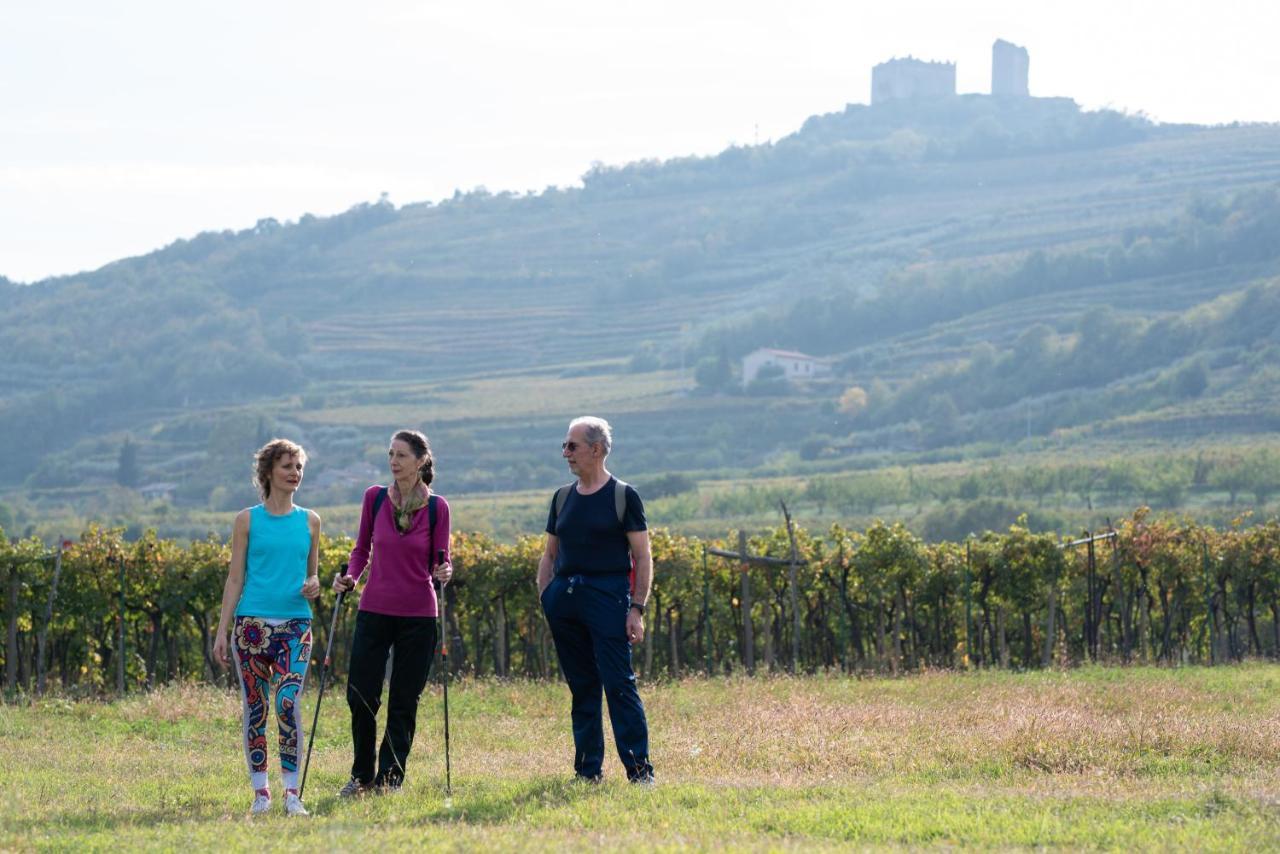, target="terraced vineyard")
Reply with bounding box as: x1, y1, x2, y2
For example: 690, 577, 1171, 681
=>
4, 97, 1280, 538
